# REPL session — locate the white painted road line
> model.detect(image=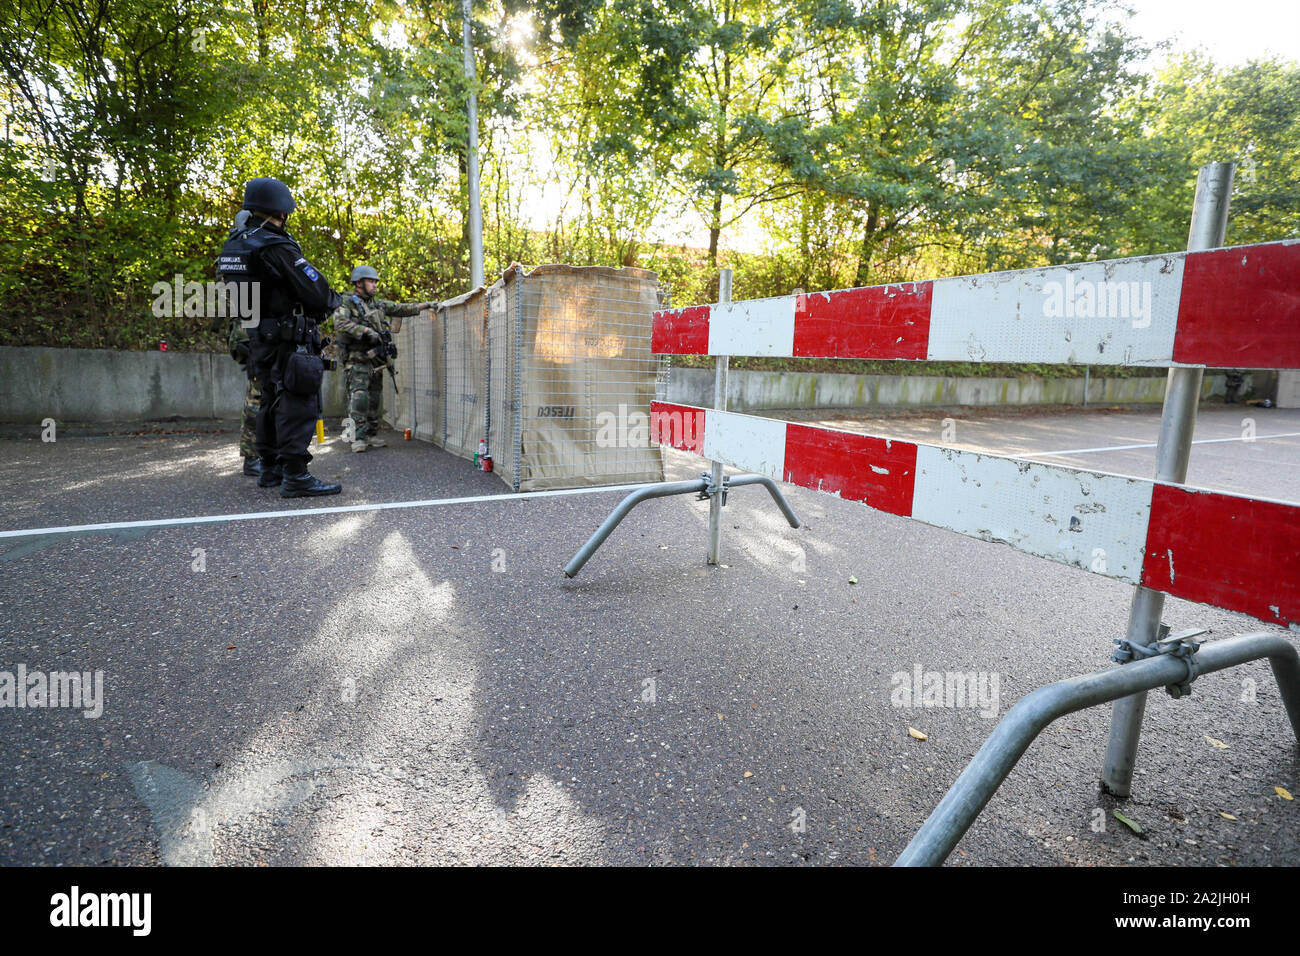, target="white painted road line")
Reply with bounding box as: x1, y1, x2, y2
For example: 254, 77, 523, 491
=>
0, 482, 661, 540
1021, 432, 1300, 458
